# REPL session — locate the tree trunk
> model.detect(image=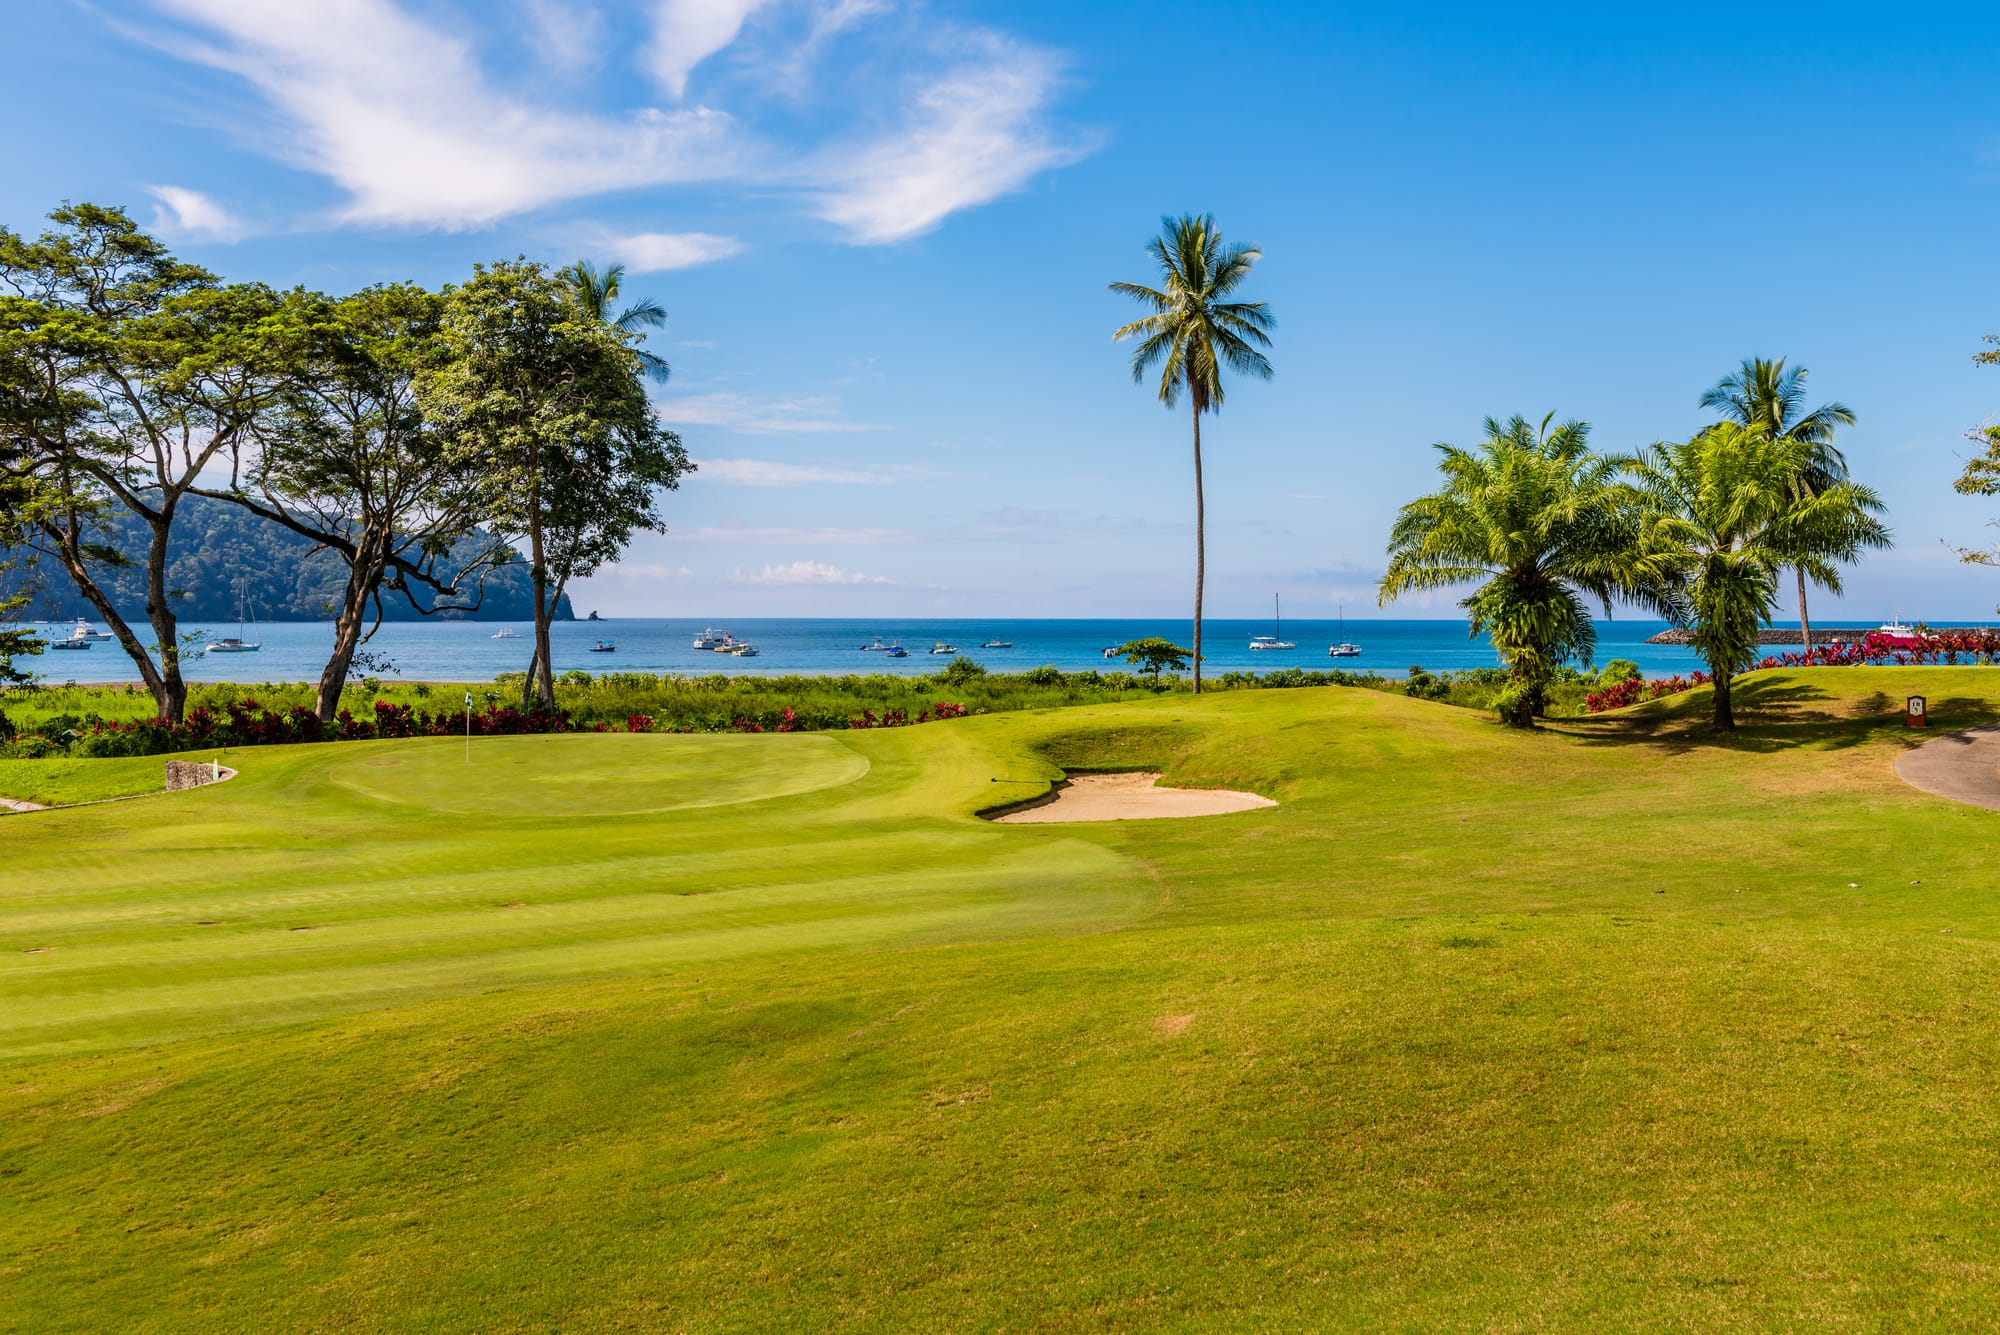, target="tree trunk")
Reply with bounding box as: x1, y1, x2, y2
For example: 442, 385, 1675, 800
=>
1191, 399, 1204, 697
141, 505, 187, 724
526, 459, 556, 712
40, 517, 167, 712
1712, 669, 1734, 733
1796, 566, 1813, 661
316, 530, 389, 722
